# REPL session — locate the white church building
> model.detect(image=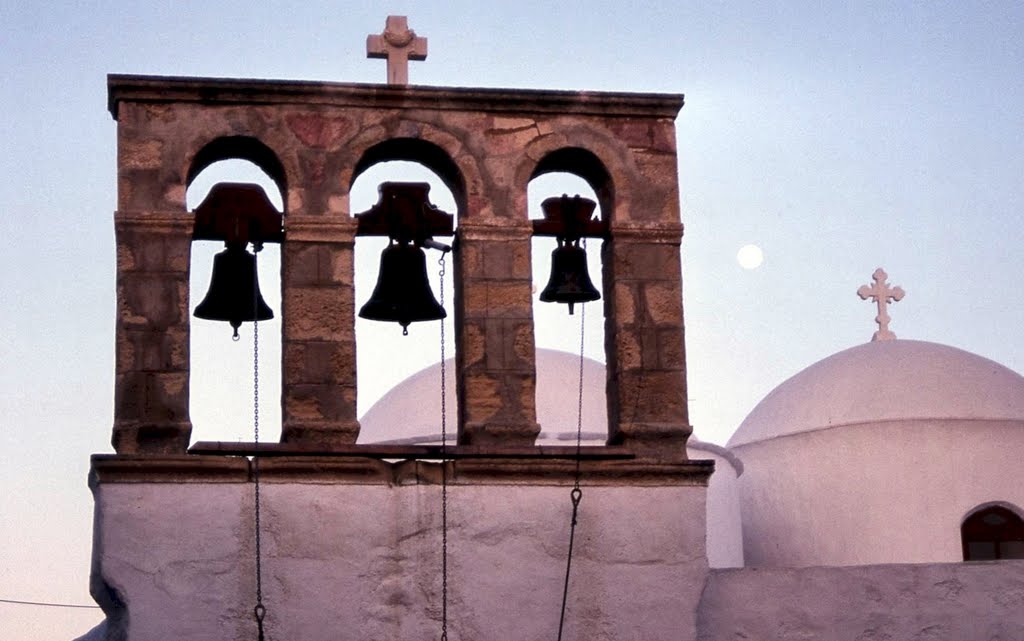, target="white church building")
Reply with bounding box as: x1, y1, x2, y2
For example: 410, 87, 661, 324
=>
80, 16, 1024, 641
362, 330, 1024, 572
